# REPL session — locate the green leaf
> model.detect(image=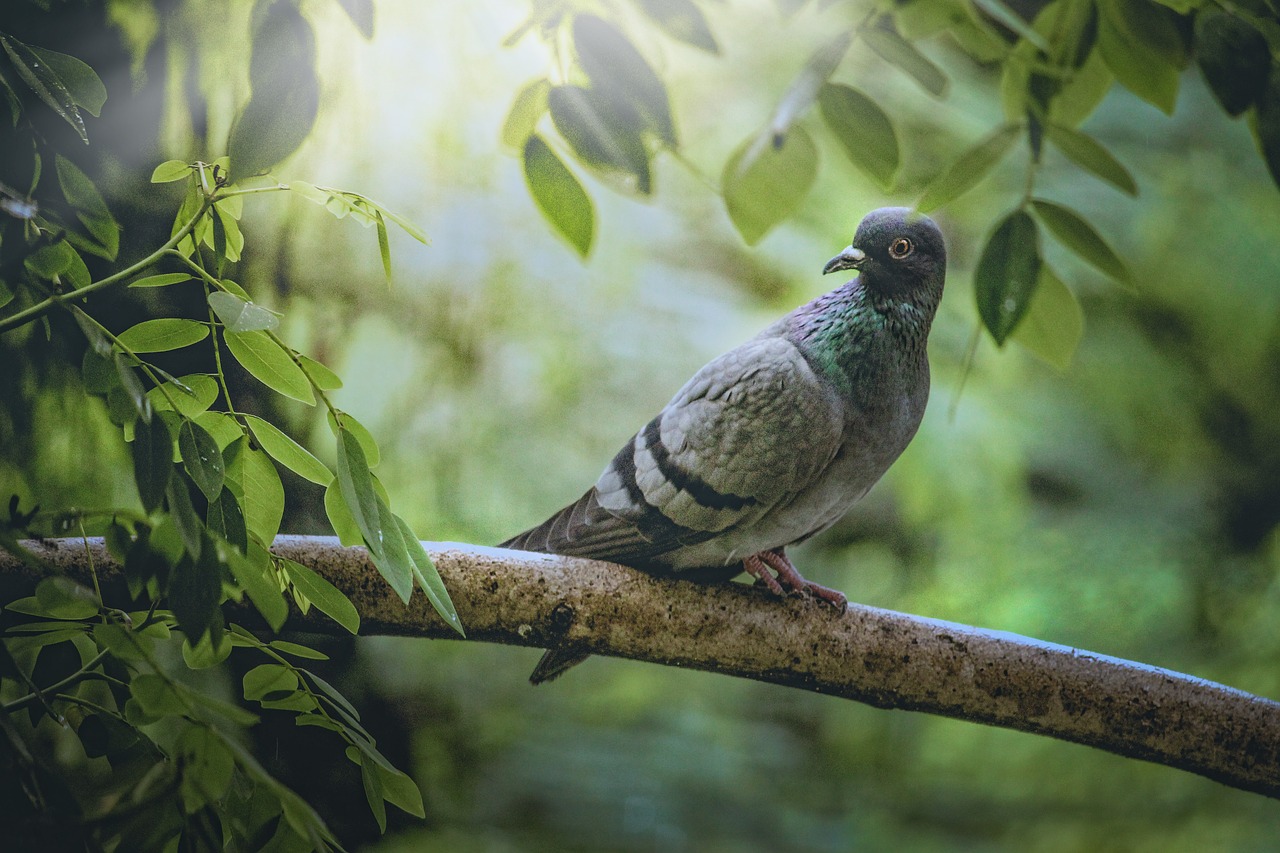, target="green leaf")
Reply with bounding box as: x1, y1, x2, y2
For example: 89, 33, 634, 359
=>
148, 373, 219, 419
360, 758, 388, 832
168, 547, 224, 645
223, 330, 315, 404
299, 355, 343, 391
1045, 125, 1137, 196
167, 478, 203, 559
1012, 264, 1085, 370
1048, 51, 1114, 127
768, 32, 851, 144
863, 21, 949, 98
818, 83, 899, 190
573, 13, 676, 145
917, 124, 1020, 212
34, 577, 99, 619
1096, 0, 1184, 114
636, 0, 718, 53
208, 291, 280, 333
335, 426, 386, 562
208, 486, 248, 554
325, 479, 363, 546
245, 415, 332, 485
372, 497, 415, 604
1256, 68, 1280, 190
283, 558, 360, 634
1195, 10, 1270, 117
723, 126, 818, 245
56, 154, 118, 260
130, 673, 186, 718
133, 414, 173, 513
177, 727, 236, 814
181, 629, 233, 669
243, 663, 299, 702
228, 0, 320, 175
179, 419, 225, 501
28, 46, 106, 116
24, 241, 90, 289
975, 209, 1042, 345
972, 0, 1050, 51
226, 441, 285, 545
373, 762, 426, 819
0, 35, 88, 142
326, 409, 380, 466
375, 211, 392, 283
269, 640, 328, 660
523, 134, 594, 257
117, 319, 209, 354
396, 514, 463, 636
1030, 199, 1131, 284
129, 272, 193, 289
548, 84, 651, 194
151, 160, 191, 183
196, 410, 245, 450
502, 78, 550, 149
